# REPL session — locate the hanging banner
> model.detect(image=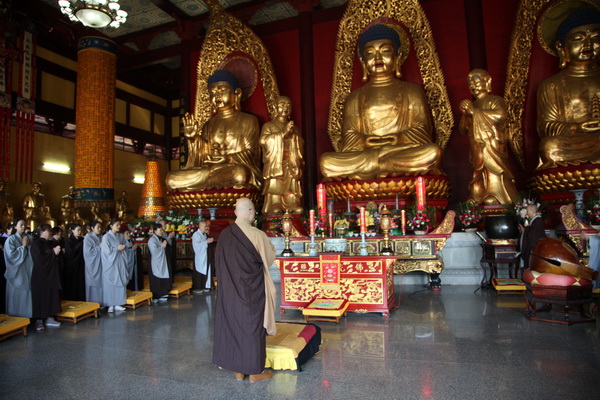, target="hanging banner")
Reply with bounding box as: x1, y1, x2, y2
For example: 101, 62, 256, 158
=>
319, 253, 341, 287
15, 30, 36, 183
